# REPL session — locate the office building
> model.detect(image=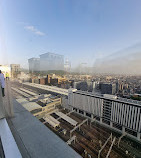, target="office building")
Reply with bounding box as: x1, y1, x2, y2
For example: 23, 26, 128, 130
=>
64, 58, 71, 72
10, 64, 20, 78
100, 83, 116, 94
28, 58, 40, 73
40, 53, 64, 71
